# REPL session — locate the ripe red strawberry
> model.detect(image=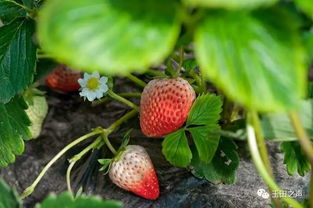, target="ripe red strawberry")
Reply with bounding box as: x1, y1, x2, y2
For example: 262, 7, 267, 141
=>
45, 65, 81, 92
140, 77, 196, 137
109, 145, 159, 200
